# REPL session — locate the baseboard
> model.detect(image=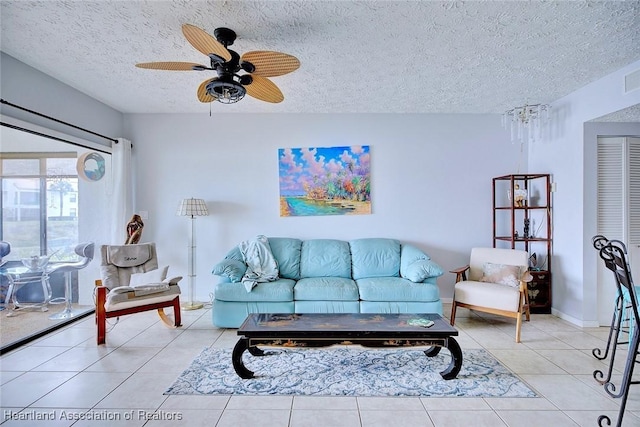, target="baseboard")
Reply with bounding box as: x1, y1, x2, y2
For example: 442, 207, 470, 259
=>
551, 308, 600, 328
446, 299, 601, 328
